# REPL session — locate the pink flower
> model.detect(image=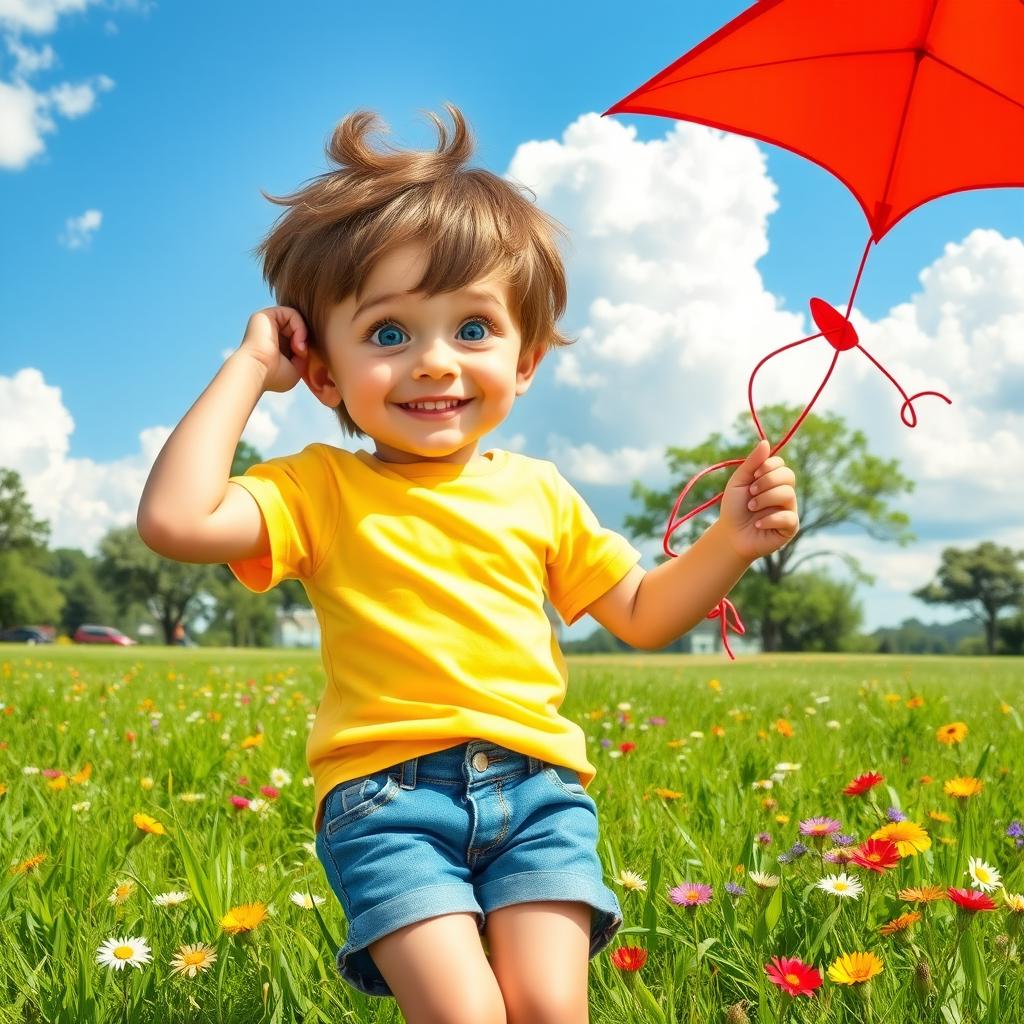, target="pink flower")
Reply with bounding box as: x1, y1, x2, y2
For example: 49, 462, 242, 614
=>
260, 786, 279, 799
669, 883, 713, 908
230, 795, 250, 810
